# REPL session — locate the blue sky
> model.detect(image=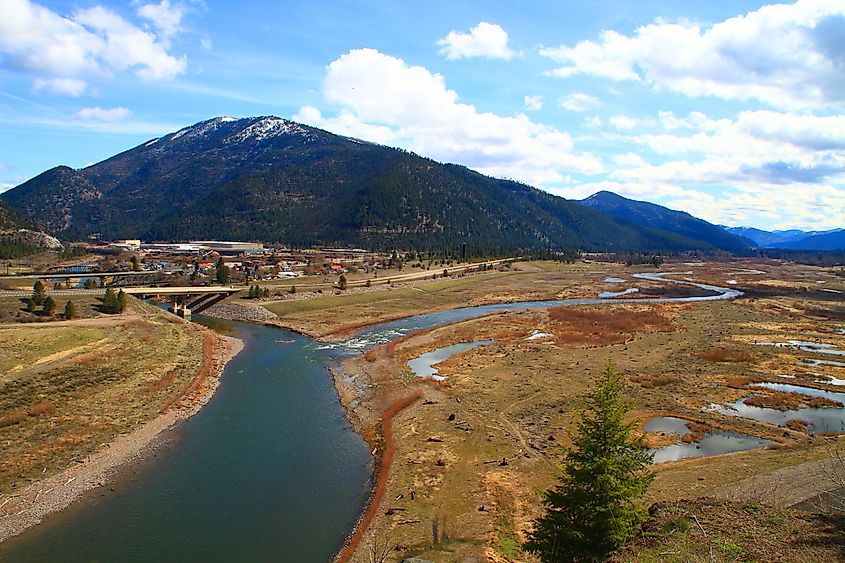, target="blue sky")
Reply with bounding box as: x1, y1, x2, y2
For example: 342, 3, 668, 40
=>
1, 0, 843, 230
